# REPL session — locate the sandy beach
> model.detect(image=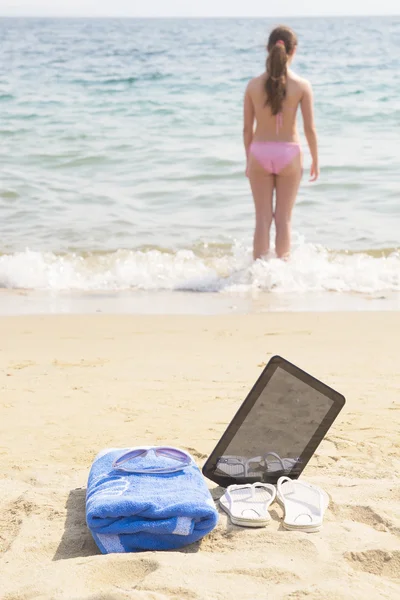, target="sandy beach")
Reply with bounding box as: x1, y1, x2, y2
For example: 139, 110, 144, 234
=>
1, 313, 399, 600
